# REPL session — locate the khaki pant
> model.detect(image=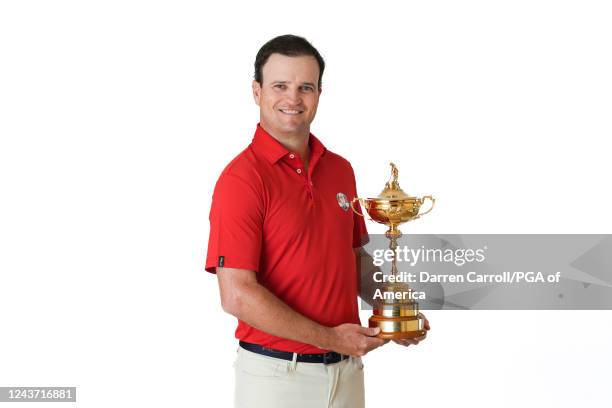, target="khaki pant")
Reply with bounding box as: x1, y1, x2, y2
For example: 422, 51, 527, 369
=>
234, 347, 365, 408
